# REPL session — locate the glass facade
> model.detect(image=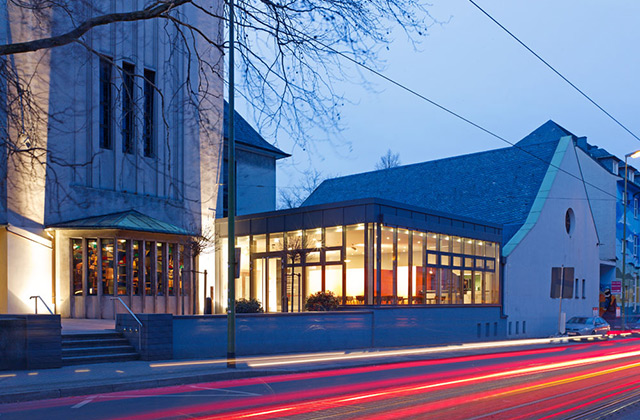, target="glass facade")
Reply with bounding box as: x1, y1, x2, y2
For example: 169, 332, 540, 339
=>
222, 223, 500, 312
70, 237, 189, 300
